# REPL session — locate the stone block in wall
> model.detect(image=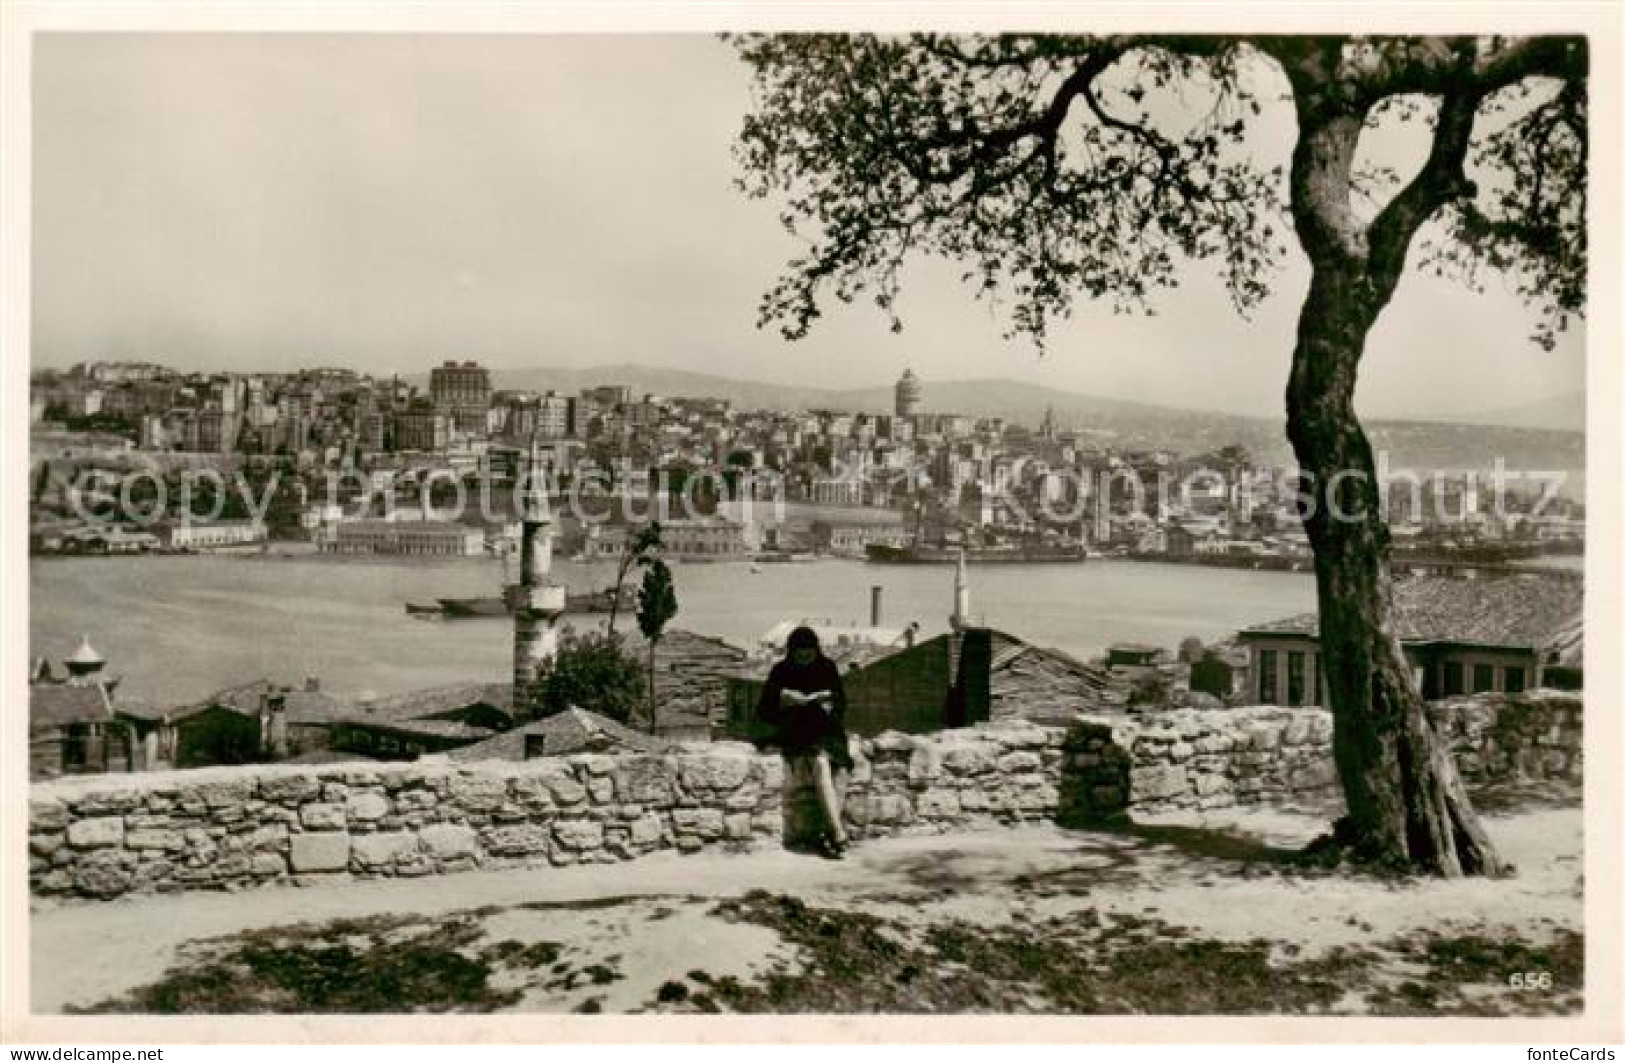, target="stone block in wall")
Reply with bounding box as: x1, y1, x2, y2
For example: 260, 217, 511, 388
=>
678, 751, 753, 793
194, 778, 256, 810
552, 819, 605, 851
348, 790, 392, 821
916, 789, 961, 818
1129, 764, 1188, 802
628, 813, 664, 847
73, 851, 136, 898
1242, 723, 1282, 750
1282, 714, 1316, 746
66, 816, 124, 849
939, 742, 998, 775
251, 853, 287, 876
420, 823, 478, 861
72, 789, 143, 816
540, 767, 587, 807
574, 754, 617, 777
30, 833, 65, 858
290, 832, 350, 872
125, 828, 186, 852
995, 750, 1042, 774
509, 775, 555, 811
299, 803, 346, 830
673, 808, 725, 839
755, 756, 785, 790
30, 799, 69, 833
350, 831, 417, 869
1014, 782, 1059, 812
907, 746, 941, 786
395, 788, 439, 813
990, 721, 1053, 749
446, 776, 509, 814
260, 774, 322, 804
847, 792, 912, 828
482, 823, 551, 857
